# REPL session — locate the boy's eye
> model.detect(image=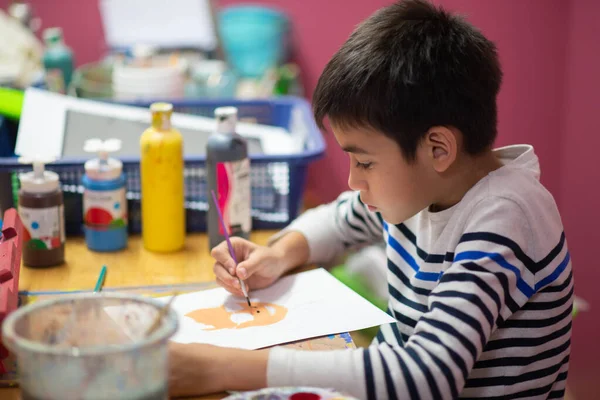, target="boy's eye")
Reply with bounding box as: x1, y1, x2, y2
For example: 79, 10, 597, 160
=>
355, 161, 372, 170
